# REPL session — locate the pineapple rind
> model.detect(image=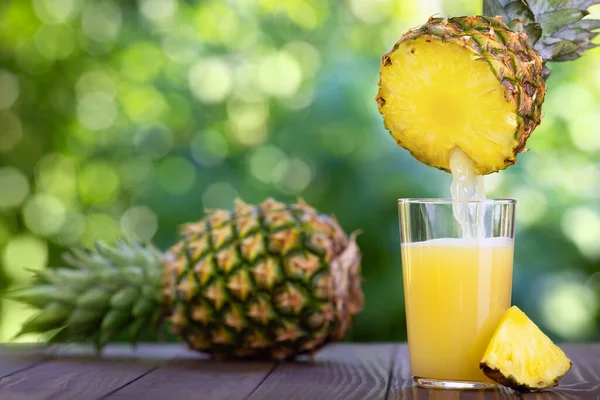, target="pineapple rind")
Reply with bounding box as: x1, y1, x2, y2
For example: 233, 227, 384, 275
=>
164, 198, 364, 360
480, 362, 570, 393
480, 306, 572, 392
